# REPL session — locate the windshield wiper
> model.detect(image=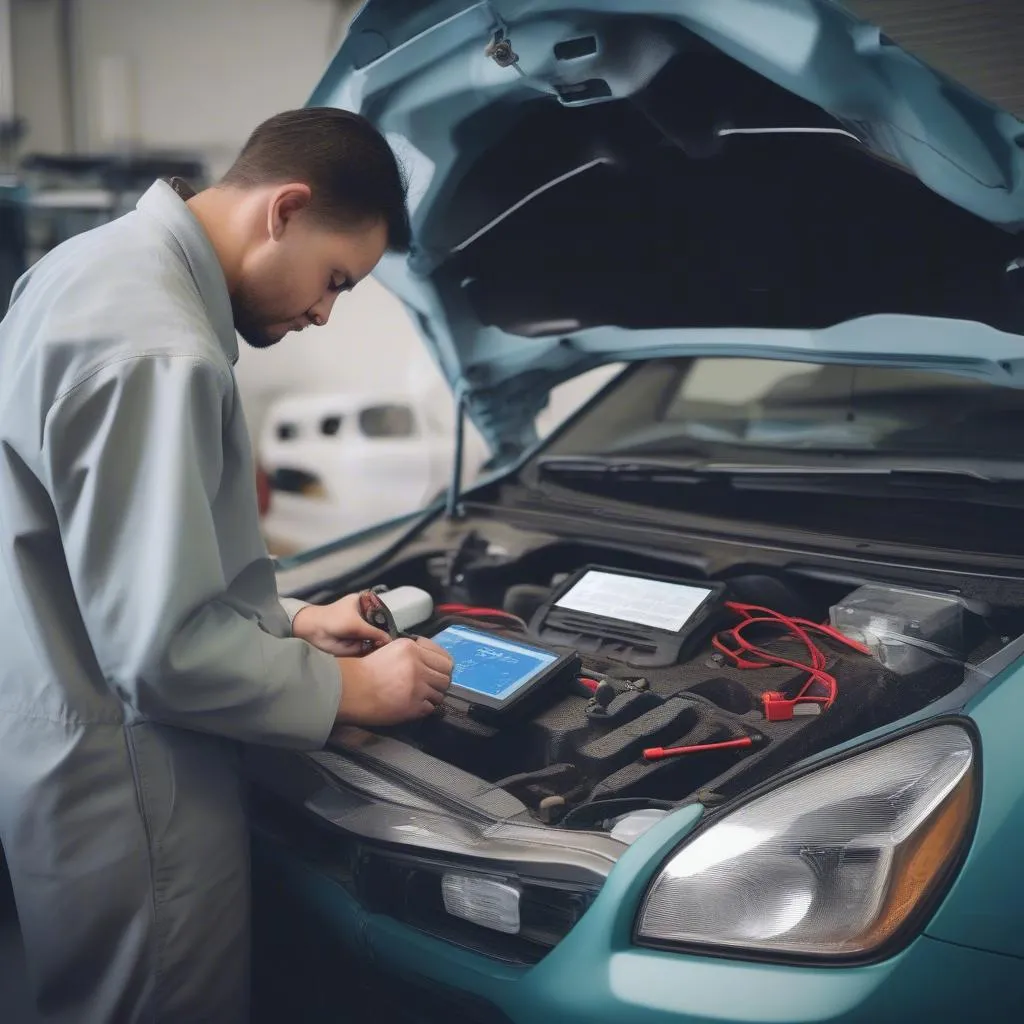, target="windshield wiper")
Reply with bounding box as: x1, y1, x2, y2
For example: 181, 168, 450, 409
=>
537, 455, 711, 482
535, 455, 1024, 502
